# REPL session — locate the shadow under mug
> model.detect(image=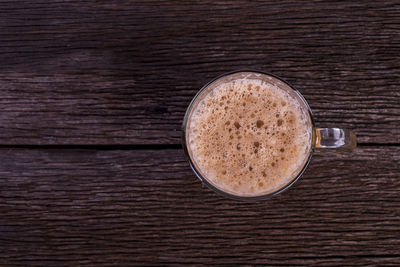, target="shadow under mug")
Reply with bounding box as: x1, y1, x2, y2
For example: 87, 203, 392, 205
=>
182, 70, 357, 200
